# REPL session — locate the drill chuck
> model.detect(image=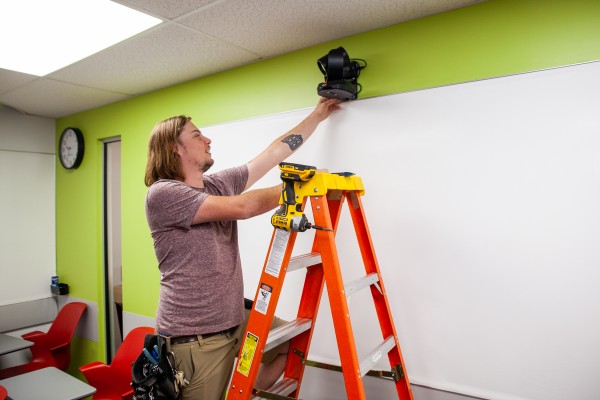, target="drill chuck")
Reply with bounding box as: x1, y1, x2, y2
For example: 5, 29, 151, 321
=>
271, 213, 311, 232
